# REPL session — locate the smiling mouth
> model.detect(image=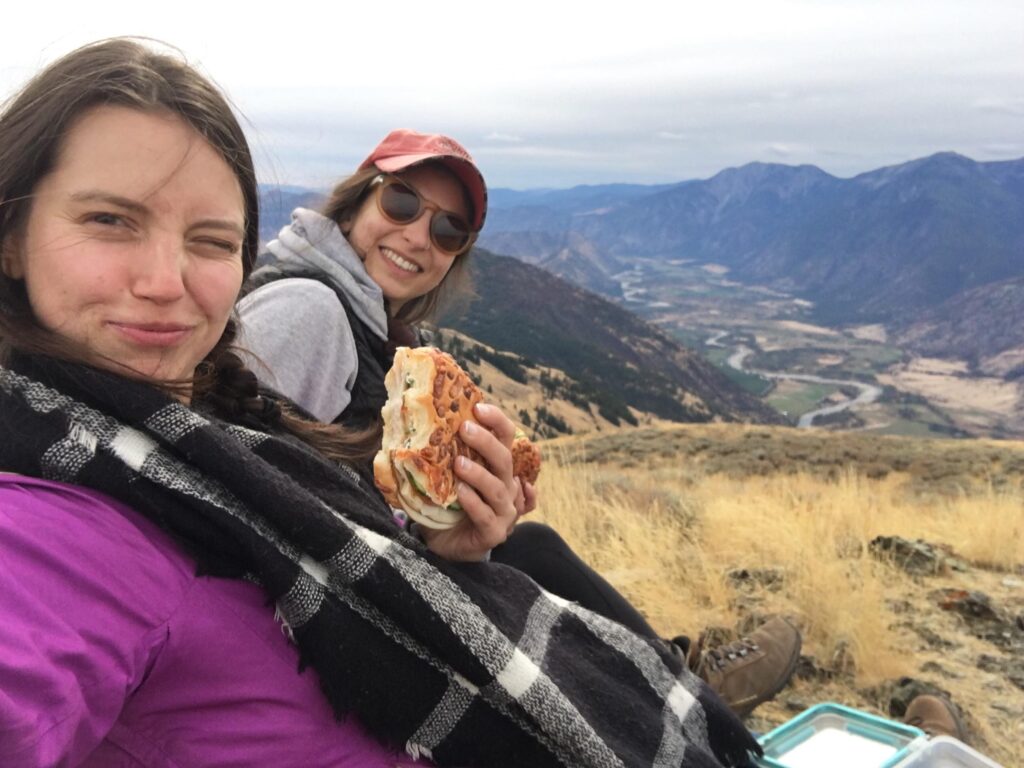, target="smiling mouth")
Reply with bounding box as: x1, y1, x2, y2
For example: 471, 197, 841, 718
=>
109, 322, 194, 347
381, 247, 421, 273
